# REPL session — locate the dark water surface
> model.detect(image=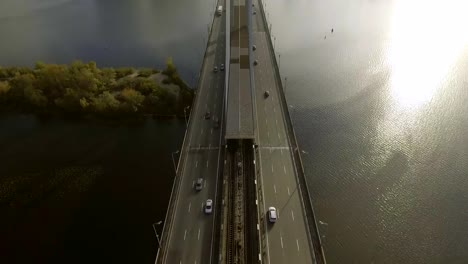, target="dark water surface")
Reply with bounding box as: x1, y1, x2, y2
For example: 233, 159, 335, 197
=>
1, 0, 468, 263
0, 115, 185, 263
